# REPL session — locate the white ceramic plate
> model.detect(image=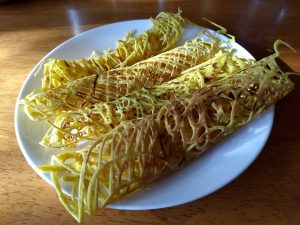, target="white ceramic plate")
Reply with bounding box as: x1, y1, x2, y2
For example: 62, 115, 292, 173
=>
15, 19, 274, 210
